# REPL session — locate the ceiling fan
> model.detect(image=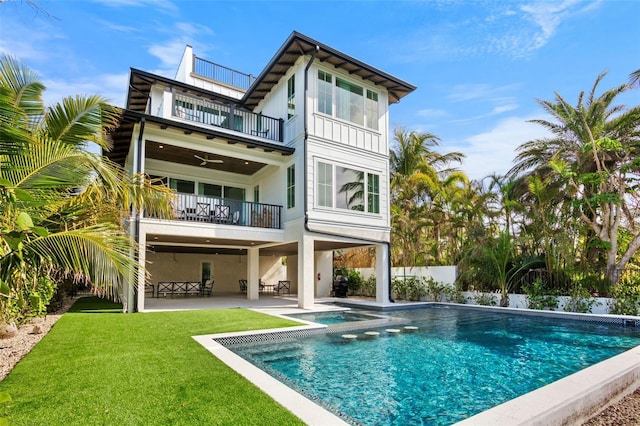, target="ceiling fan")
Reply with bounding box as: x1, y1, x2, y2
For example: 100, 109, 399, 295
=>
194, 154, 223, 165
